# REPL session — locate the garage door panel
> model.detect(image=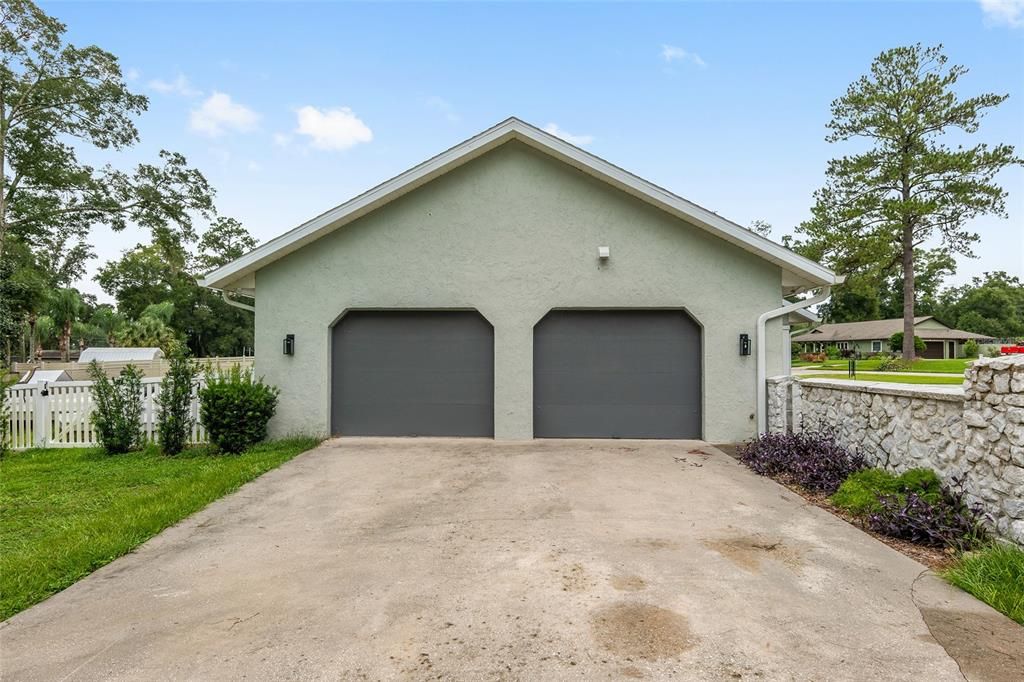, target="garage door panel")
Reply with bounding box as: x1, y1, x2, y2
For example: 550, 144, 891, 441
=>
336, 404, 494, 438
535, 343, 695, 373
535, 405, 700, 440
332, 311, 494, 437
534, 371, 693, 405
534, 310, 701, 439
